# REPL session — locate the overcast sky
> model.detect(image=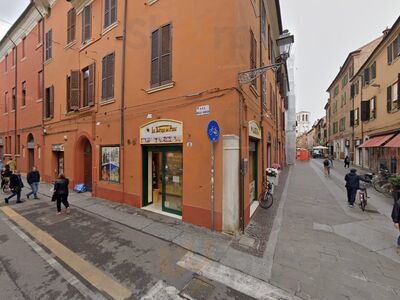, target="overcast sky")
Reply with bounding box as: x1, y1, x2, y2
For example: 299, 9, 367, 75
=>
1, 1, 400, 123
